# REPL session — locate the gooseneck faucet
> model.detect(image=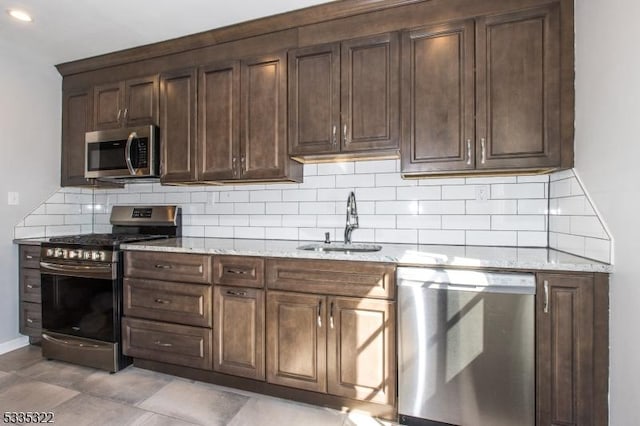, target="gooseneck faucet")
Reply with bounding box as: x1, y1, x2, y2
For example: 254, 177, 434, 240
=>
344, 191, 359, 244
